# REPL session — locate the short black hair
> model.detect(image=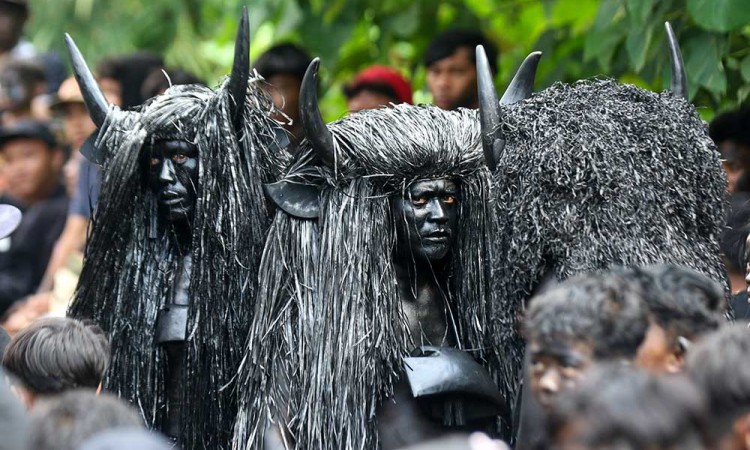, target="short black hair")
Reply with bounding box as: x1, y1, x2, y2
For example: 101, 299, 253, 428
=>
253, 43, 312, 81
549, 364, 709, 450
95, 52, 164, 108
28, 389, 143, 450
140, 67, 203, 100
634, 265, 723, 340
423, 29, 498, 74
686, 324, 750, 439
2, 317, 110, 395
709, 106, 750, 147
525, 270, 649, 360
